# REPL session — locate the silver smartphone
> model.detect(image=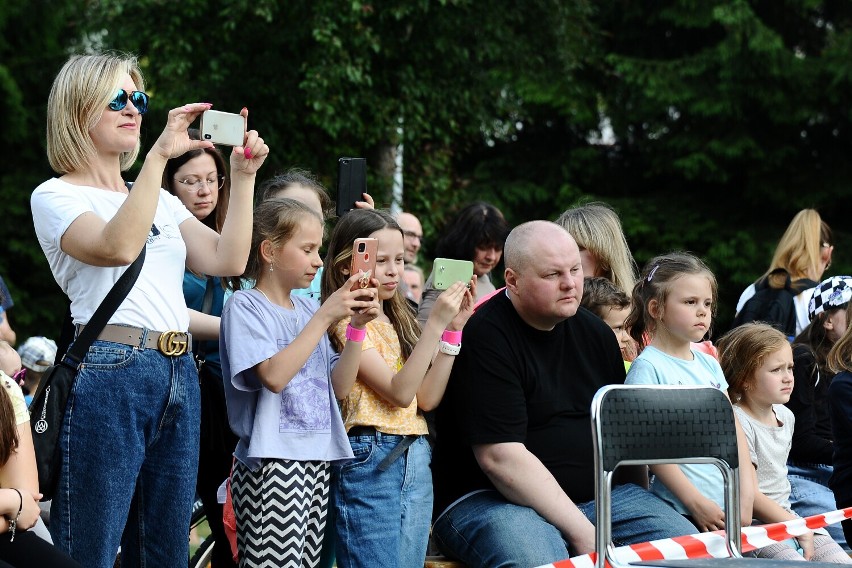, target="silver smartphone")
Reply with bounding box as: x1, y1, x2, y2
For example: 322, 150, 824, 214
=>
199, 110, 246, 146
